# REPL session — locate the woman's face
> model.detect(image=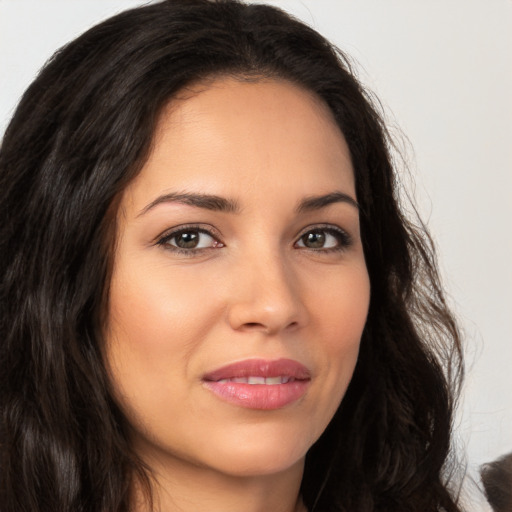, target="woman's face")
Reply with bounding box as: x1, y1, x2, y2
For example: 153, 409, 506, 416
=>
106, 78, 370, 478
